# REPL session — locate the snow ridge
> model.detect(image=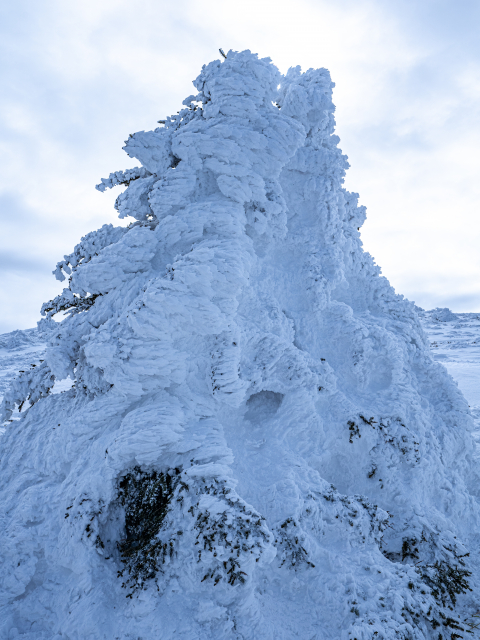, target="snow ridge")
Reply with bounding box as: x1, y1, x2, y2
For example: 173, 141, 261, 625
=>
1, 51, 480, 640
